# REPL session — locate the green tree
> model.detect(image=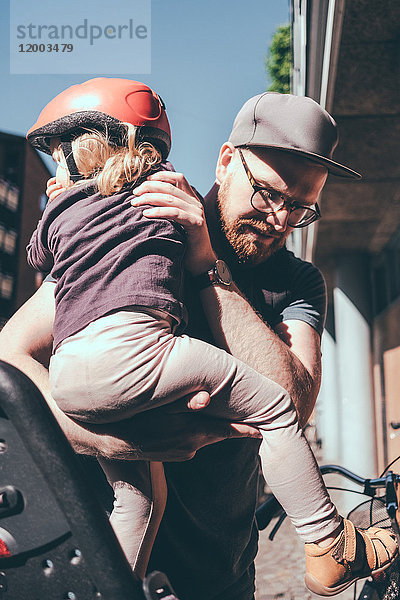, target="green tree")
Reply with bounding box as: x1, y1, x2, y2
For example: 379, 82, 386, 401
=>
266, 24, 291, 93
